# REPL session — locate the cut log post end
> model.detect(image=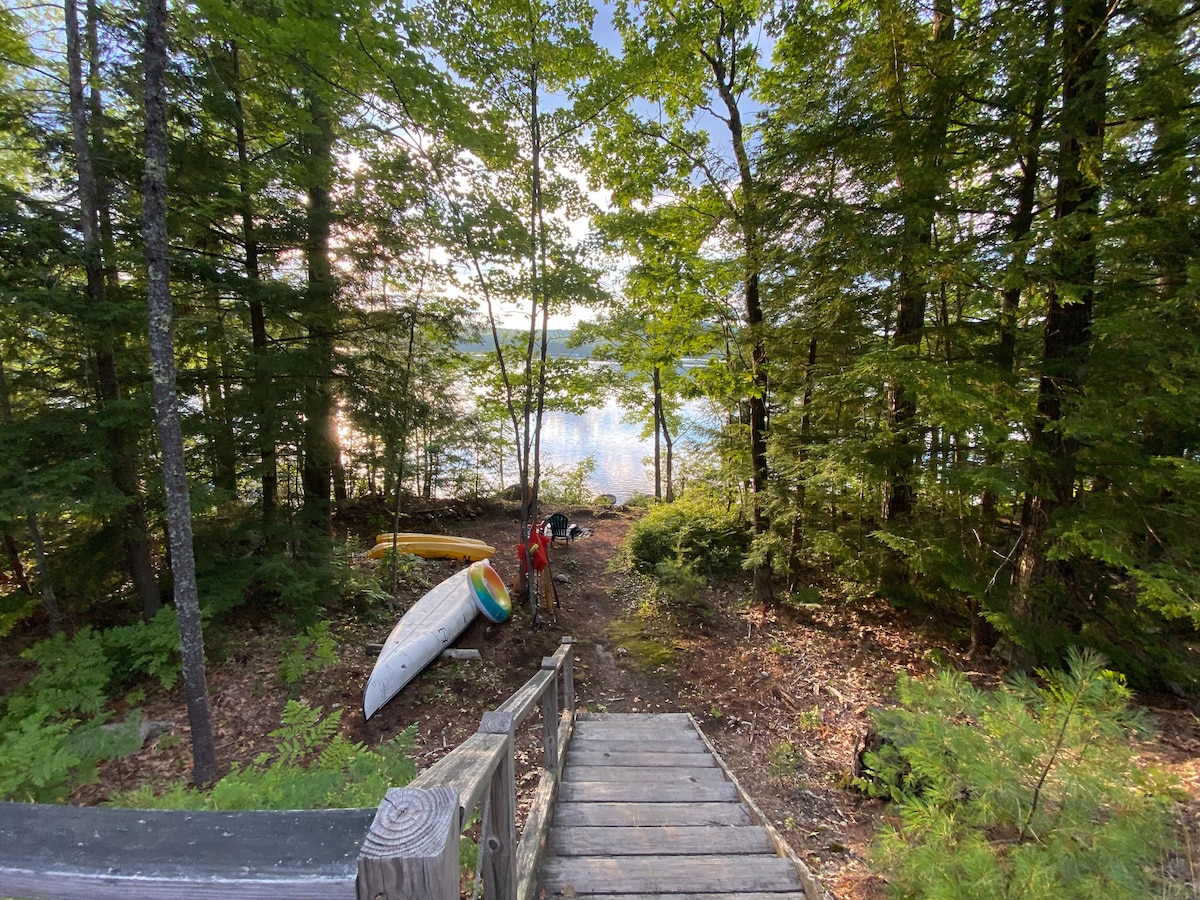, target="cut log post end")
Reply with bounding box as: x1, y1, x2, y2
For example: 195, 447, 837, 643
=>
357, 786, 459, 900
